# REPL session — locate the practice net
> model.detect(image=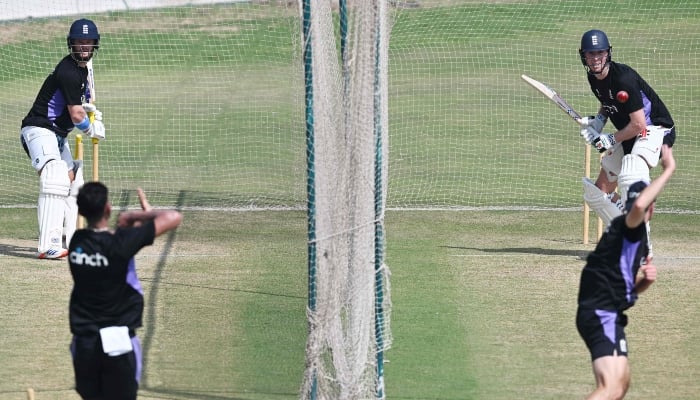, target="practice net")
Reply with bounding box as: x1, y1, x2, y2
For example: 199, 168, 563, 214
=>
2, 0, 699, 399
1, 0, 697, 213
300, 1, 391, 399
